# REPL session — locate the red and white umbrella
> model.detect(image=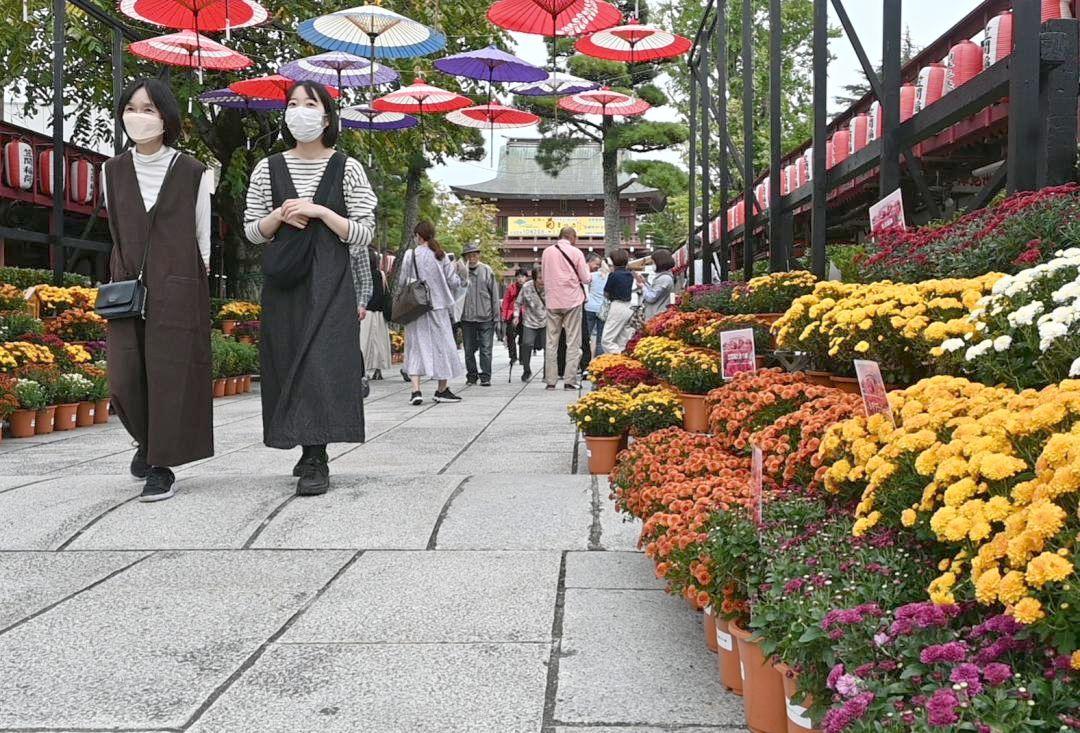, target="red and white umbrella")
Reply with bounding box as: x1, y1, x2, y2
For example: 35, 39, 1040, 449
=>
372, 79, 472, 115
120, 0, 269, 39
558, 87, 650, 116
575, 19, 691, 64
130, 30, 251, 83
229, 74, 341, 102
486, 0, 621, 38
445, 103, 539, 129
